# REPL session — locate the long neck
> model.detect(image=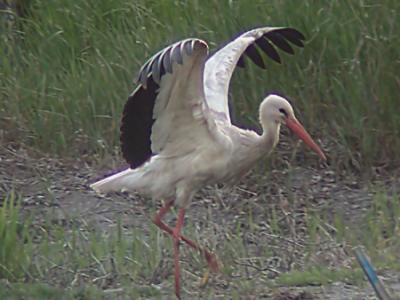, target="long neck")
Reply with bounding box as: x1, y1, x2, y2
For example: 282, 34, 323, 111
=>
222, 122, 280, 184
259, 119, 281, 153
